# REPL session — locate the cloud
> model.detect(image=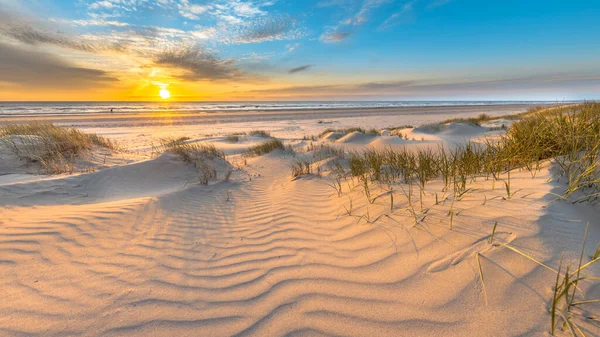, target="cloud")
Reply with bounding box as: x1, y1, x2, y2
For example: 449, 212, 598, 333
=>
50, 18, 131, 27
0, 22, 100, 52
318, 0, 394, 43
286, 43, 300, 52
378, 1, 416, 29
233, 15, 302, 43
353, 0, 394, 25
153, 48, 245, 81
288, 65, 313, 73
320, 29, 351, 43
177, 0, 209, 20
227, 74, 600, 99
0, 42, 117, 89
356, 80, 416, 89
